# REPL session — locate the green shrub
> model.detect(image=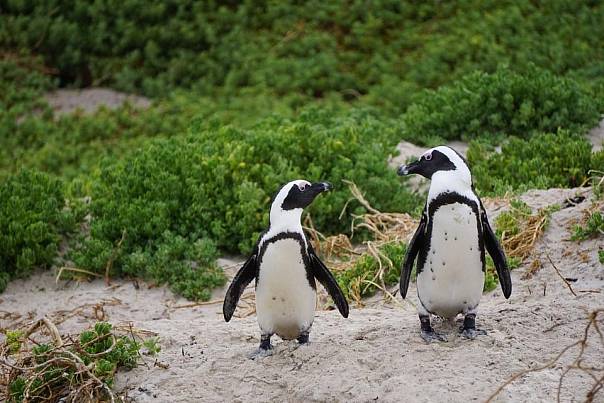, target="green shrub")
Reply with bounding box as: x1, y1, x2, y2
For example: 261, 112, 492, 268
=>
68, 107, 418, 299
3, 1, 604, 109
0, 169, 75, 291
402, 66, 600, 144
335, 242, 406, 301
468, 130, 602, 195
572, 211, 604, 241
7, 321, 153, 402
